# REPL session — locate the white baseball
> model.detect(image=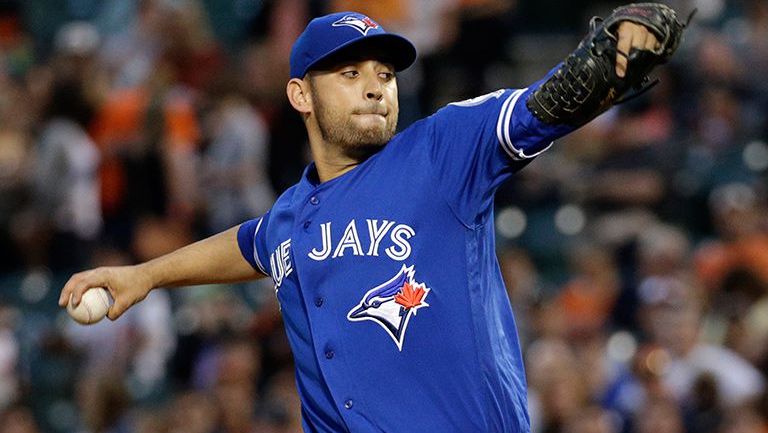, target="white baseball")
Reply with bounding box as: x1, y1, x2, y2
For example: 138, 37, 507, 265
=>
67, 287, 111, 325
